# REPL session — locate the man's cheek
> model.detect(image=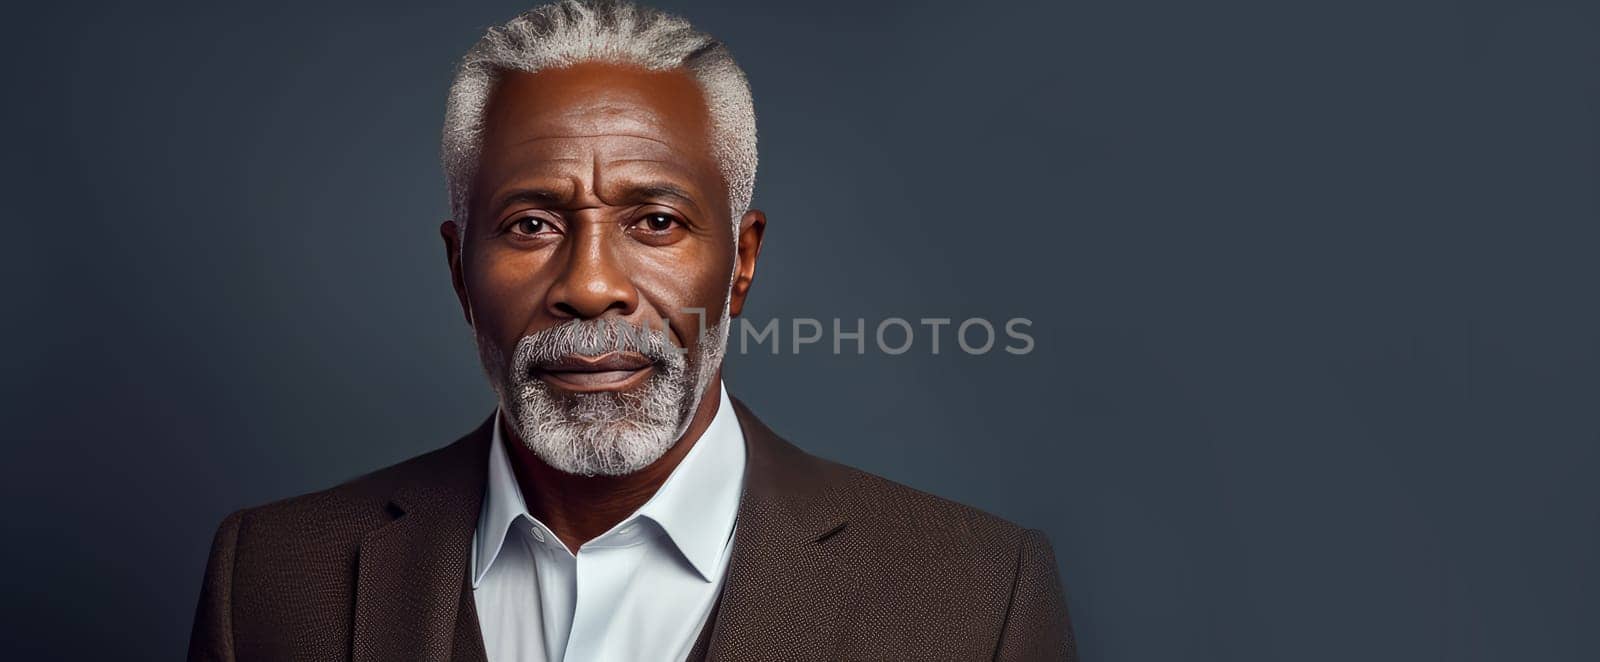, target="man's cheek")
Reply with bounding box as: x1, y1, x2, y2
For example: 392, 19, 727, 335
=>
475, 270, 544, 318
